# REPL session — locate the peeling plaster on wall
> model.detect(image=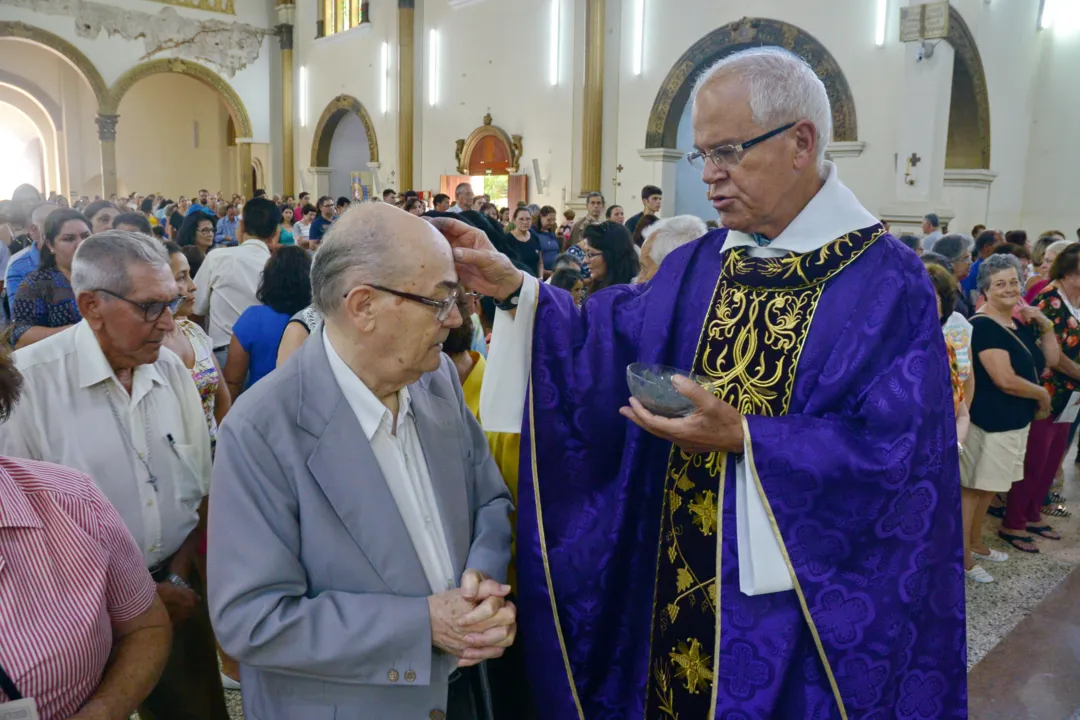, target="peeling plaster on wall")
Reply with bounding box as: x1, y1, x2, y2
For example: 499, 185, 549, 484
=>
6, 0, 271, 76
